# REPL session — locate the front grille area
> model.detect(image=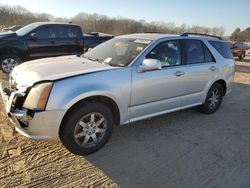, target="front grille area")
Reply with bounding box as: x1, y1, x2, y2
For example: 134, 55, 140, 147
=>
7, 76, 27, 110
12, 95, 25, 109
